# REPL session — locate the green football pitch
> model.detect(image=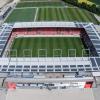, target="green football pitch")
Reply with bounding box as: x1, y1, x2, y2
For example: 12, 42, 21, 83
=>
5, 8, 99, 24
16, 2, 66, 7
10, 37, 88, 57
5, 8, 36, 23
36, 8, 99, 24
